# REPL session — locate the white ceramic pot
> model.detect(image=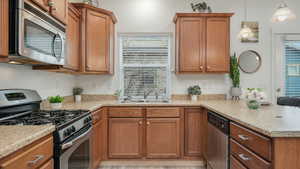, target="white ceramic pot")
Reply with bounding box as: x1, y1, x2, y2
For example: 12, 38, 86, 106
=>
230, 87, 242, 97
75, 95, 82, 103
50, 103, 62, 109
191, 95, 198, 101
